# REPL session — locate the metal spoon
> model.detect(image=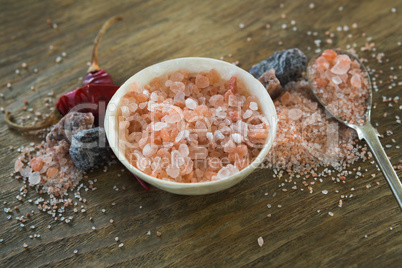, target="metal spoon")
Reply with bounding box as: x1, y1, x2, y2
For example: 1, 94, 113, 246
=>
307, 50, 402, 209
